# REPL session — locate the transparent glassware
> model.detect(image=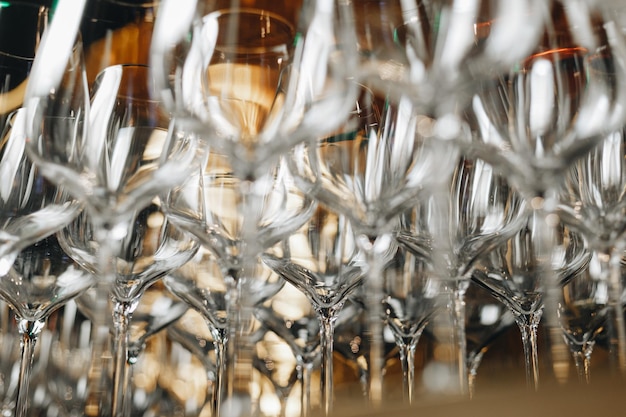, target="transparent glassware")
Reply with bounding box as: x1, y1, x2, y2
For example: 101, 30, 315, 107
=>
0, 77, 84, 417
472, 212, 590, 389
558, 129, 626, 371
254, 283, 322, 417
288, 80, 460, 403
262, 204, 366, 416
394, 155, 527, 394
46, 284, 188, 416
467, 2, 626, 381
151, 2, 357, 410
464, 281, 515, 397
0, 235, 95, 417
557, 252, 611, 384
80, 0, 159, 83
25, 53, 201, 275
354, 0, 547, 117
58, 199, 199, 416
25, 41, 202, 409
150, 0, 358, 179
162, 143, 314, 414
164, 245, 285, 417
381, 243, 447, 404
